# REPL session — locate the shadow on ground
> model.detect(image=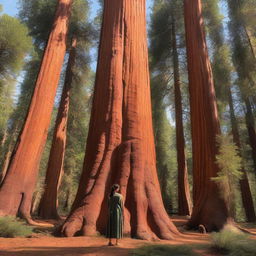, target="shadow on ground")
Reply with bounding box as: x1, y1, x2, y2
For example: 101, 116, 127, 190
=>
0, 246, 131, 256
